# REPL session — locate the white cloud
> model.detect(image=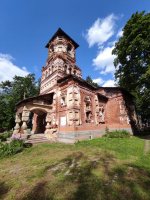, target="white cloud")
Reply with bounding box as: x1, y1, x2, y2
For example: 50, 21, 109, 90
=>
93, 46, 116, 74
85, 14, 117, 47
103, 79, 116, 87
84, 13, 123, 88
22, 66, 28, 71
93, 77, 117, 87
84, 13, 124, 76
0, 53, 29, 82
93, 77, 104, 85
0, 53, 14, 61
117, 28, 123, 38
